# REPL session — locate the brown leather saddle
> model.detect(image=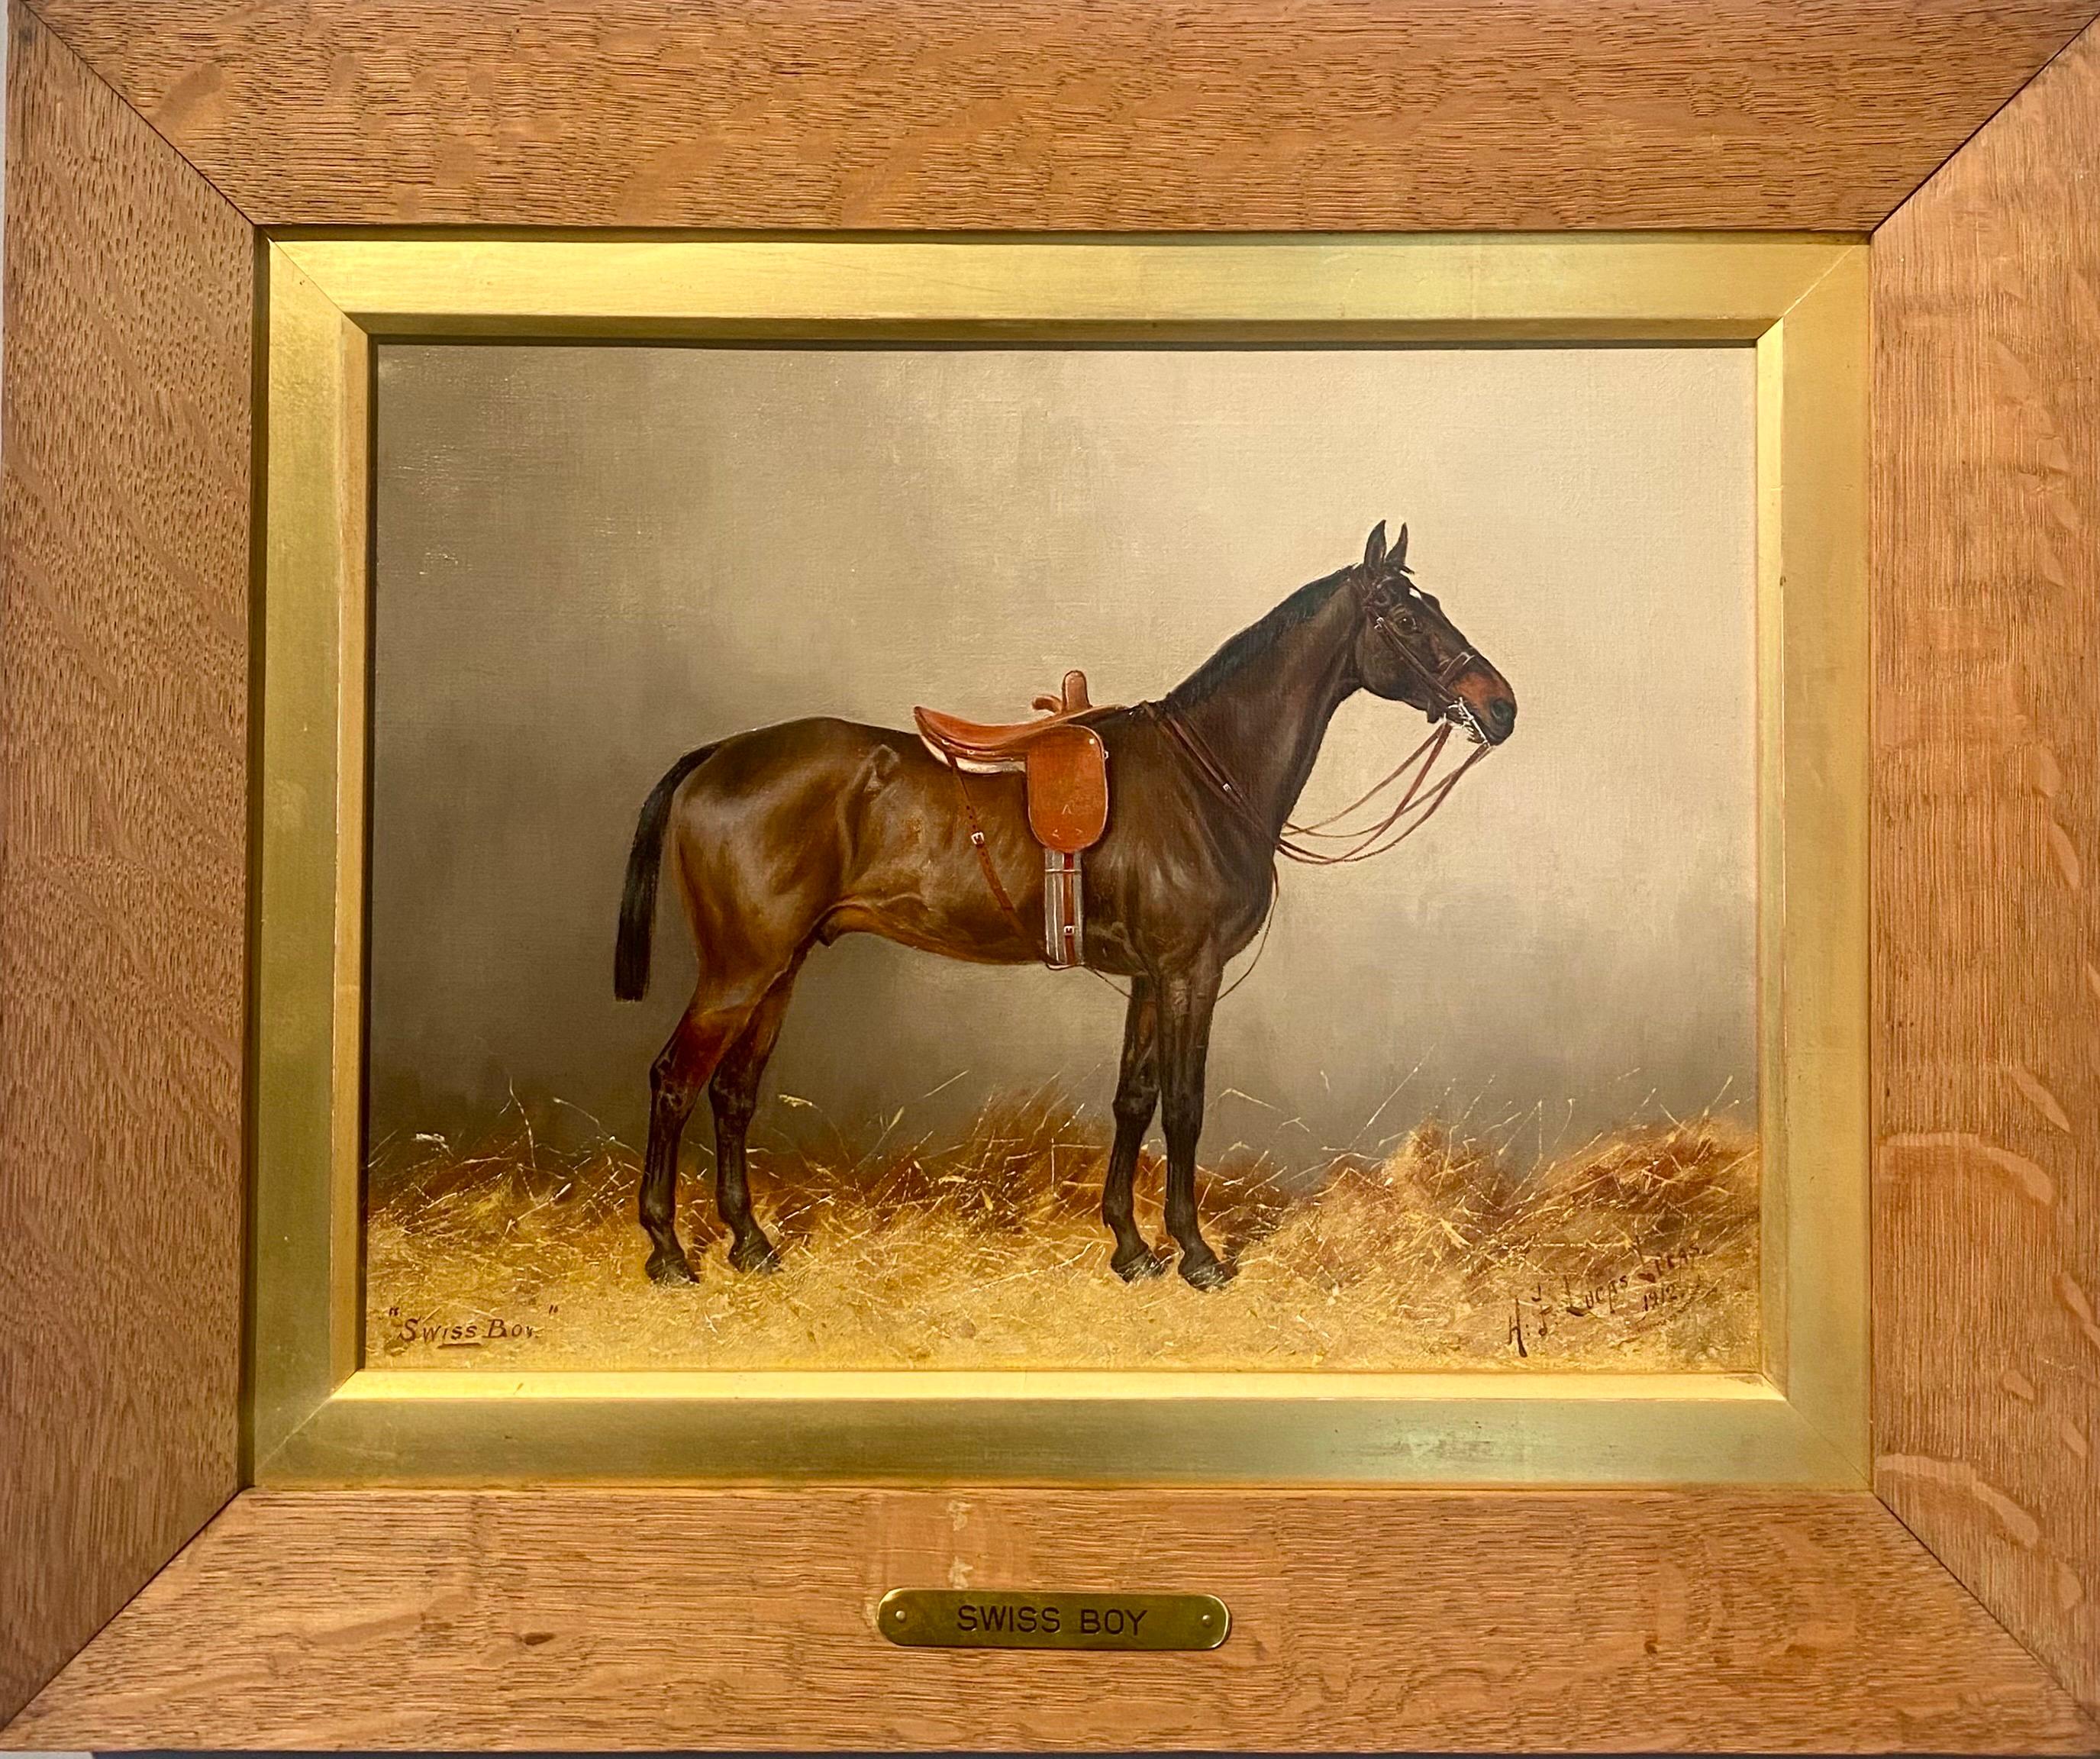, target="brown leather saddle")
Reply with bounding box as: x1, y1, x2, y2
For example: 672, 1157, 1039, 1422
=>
915, 669, 1111, 969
